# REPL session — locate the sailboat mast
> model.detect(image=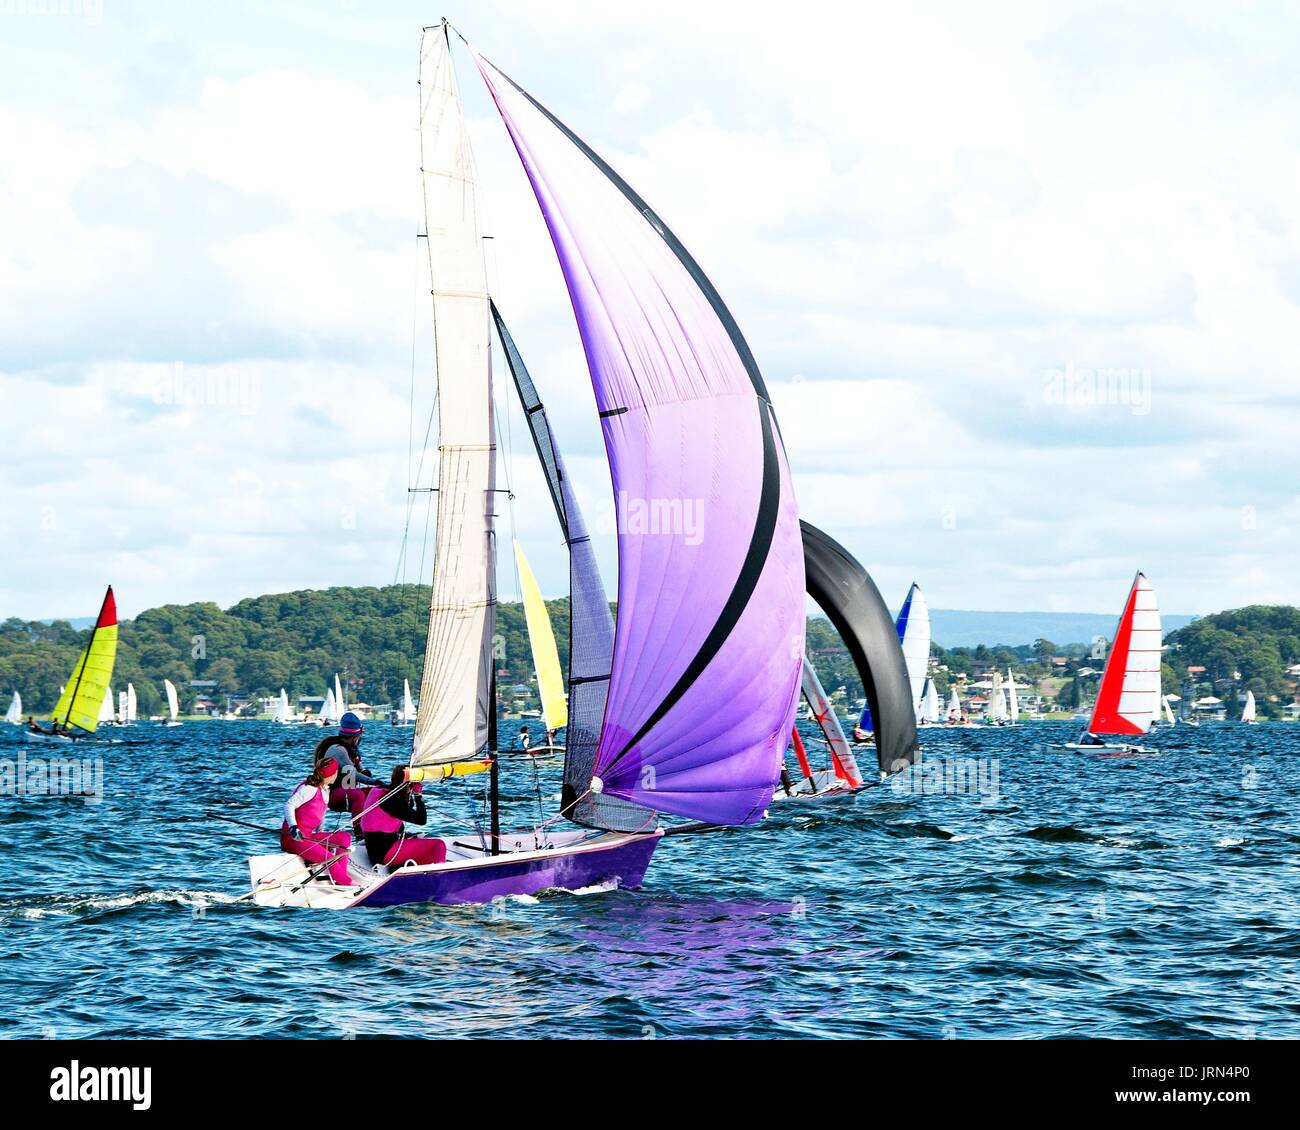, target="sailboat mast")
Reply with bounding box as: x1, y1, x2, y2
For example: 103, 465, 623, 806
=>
488, 663, 500, 856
